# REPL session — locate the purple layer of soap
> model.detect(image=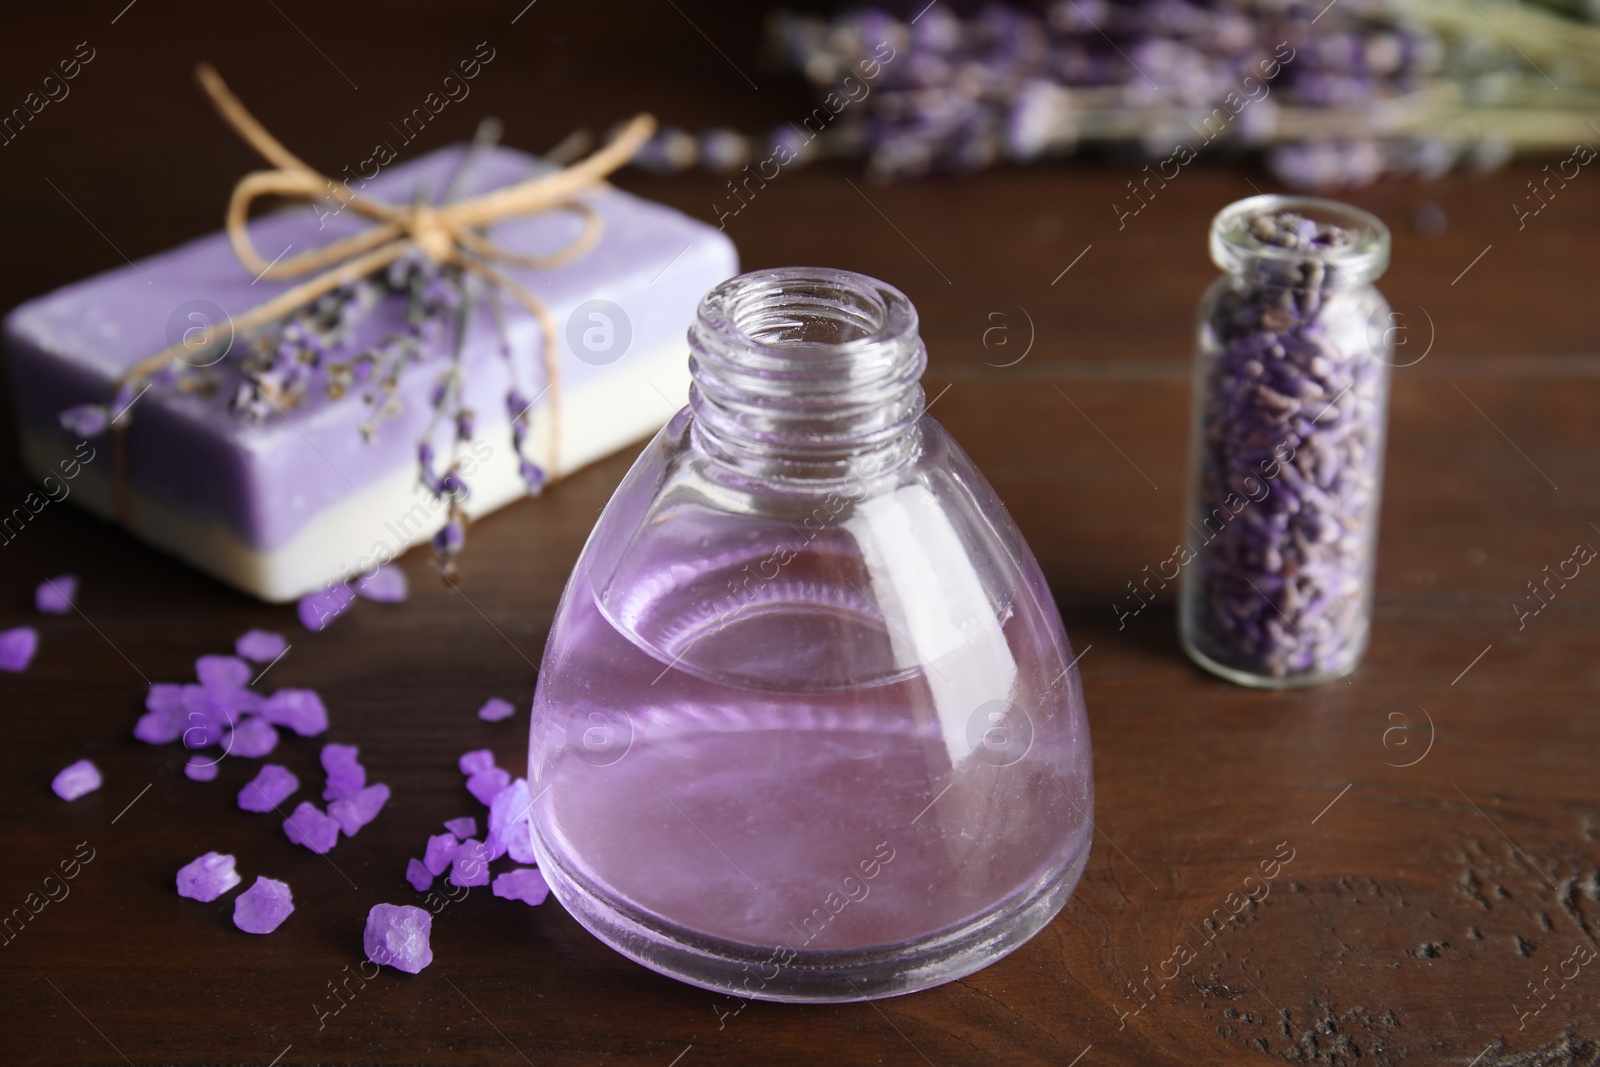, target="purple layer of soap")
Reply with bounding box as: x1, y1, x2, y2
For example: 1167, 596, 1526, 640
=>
177, 851, 240, 902
364, 903, 432, 974
6, 143, 737, 603
233, 876, 294, 934
52, 759, 101, 800
239, 764, 298, 812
